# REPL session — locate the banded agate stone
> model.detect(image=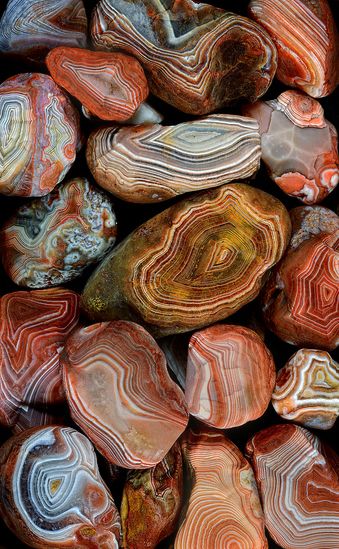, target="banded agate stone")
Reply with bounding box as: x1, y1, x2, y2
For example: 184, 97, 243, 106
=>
47, 47, 149, 121
82, 184, 291, 337
0, 0, 87, 63
272, 349, 339, 430
91, 0, 277, 115
175, 429, 267, 548
121, 442, 183, 549
0, 426, 121, 548
243, 90, 339, 204
1, 177, 117, 288
185, 324, 276, 428
0, 73, 81, 197
246, 424, 339, 549
0, 288, 79, 428
248, 0, 339, 97
62, 321, 188, 468
86, 116, 261, 203
289, 205, 339, 250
